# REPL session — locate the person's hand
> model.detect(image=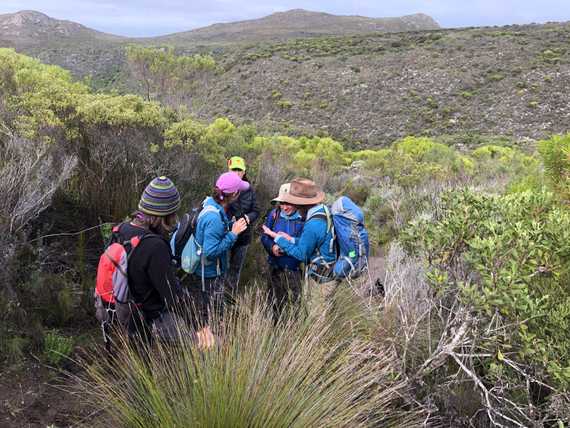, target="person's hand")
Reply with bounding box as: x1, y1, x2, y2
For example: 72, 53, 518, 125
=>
196, 326, 215, 350
276, 231, 293, 242
262, 224, 278, 239
271, 244, 284, 257
231, 218, 248, 235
